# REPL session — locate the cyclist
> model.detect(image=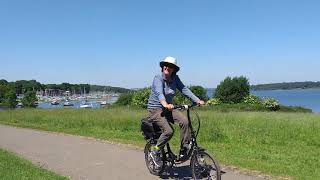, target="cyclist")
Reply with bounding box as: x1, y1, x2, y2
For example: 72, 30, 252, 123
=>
147, 56, 205, 166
